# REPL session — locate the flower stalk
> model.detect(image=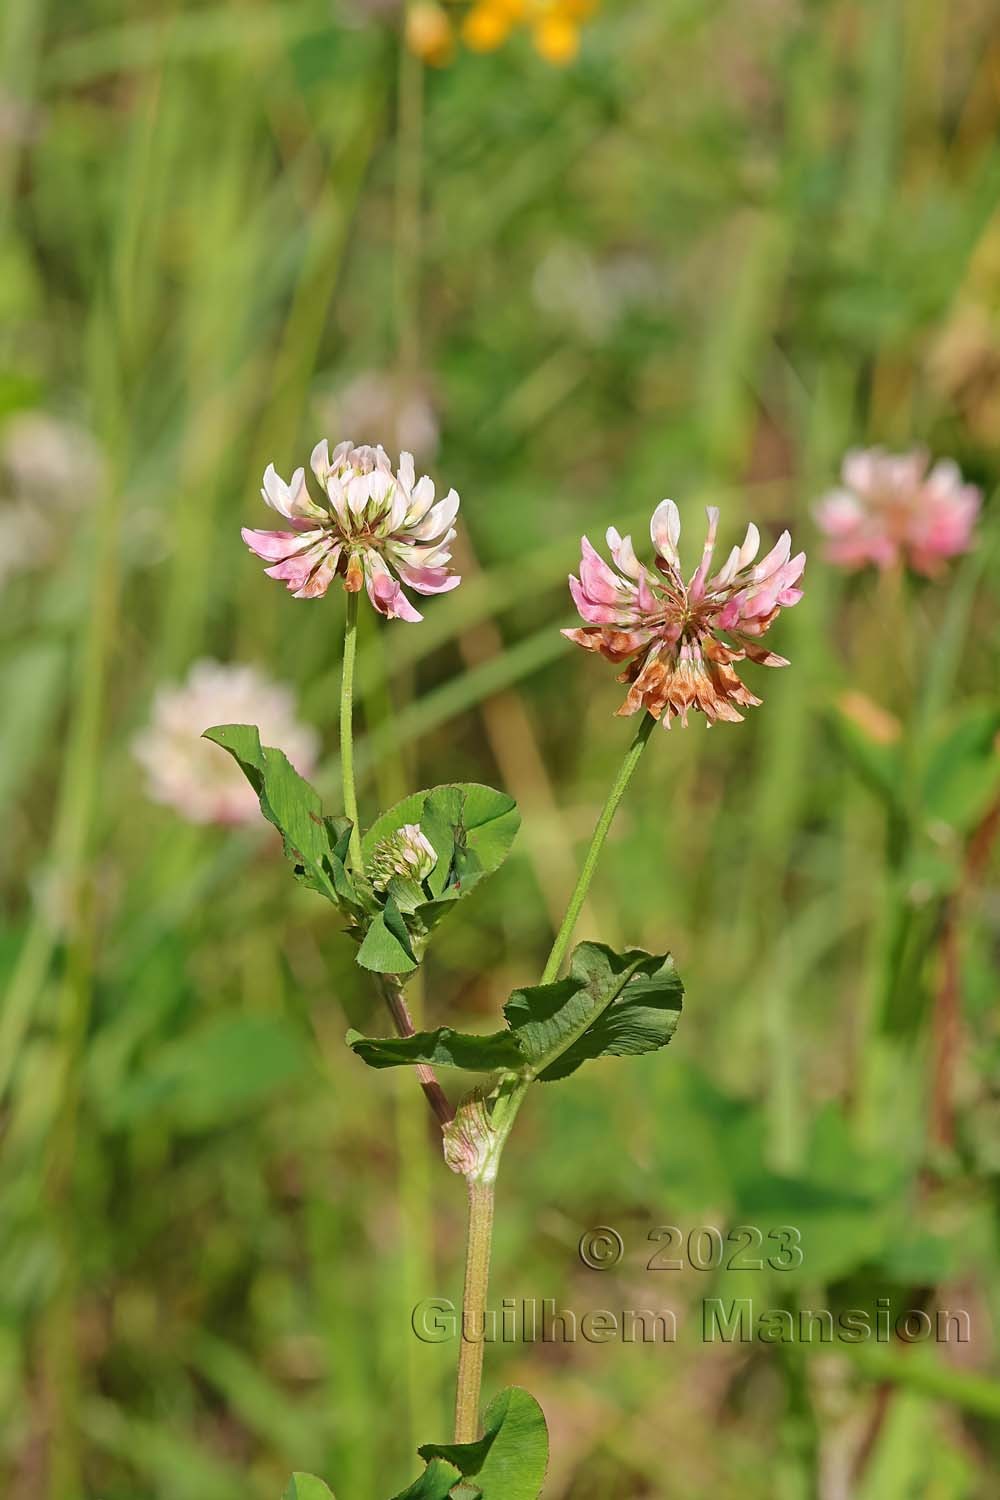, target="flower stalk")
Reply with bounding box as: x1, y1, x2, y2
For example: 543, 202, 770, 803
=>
448, 712, 657, 1440
542, 710, 656, 983
340, 590, 365, 875
453, 1177, 496, 1444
